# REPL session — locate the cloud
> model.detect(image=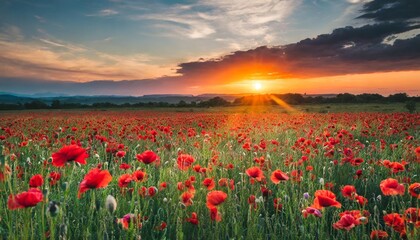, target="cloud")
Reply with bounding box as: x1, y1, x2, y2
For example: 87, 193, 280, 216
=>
86, 9, 119, 17
0, 24, 24, 41
38, 38, 86, 52
0, 77, 183, 96
128, 0, 301, 42
346, 0, 371, 4
34, 15, 46, 23
175, 23, 419, 80
357, 0, 420, 22
137, 14, 216, 39
0, 32, 175, 81
172, 0, 420, 80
